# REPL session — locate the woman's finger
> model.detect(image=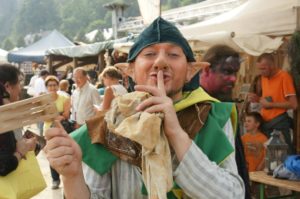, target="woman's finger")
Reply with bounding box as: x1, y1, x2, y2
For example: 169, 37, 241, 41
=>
44, 121, 68, 140
136, 96, 166, 111
48, 154, 73, 168
44, 136, 72, 153
156, 70, 166, 95
135, 85, 162, 96
46, 145, 74, 159
143, 103, 167, 114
